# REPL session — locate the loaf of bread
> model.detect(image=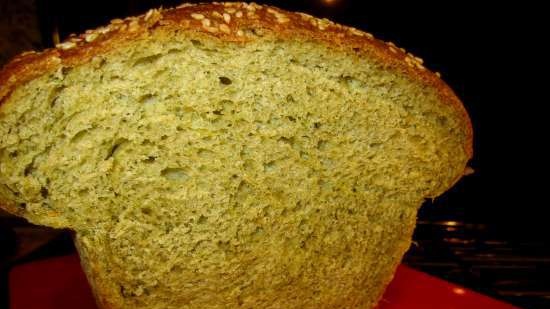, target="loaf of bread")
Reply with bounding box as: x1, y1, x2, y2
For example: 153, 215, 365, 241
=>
0, 2, 472, 308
